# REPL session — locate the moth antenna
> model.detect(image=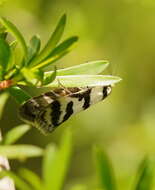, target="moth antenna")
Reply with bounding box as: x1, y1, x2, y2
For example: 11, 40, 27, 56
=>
57, 79, 71, 94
